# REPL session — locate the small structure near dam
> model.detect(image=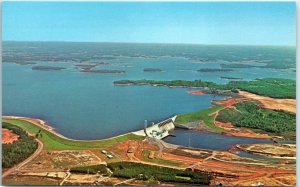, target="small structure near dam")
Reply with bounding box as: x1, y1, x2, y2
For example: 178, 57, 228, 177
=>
133, 116, 176, 140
